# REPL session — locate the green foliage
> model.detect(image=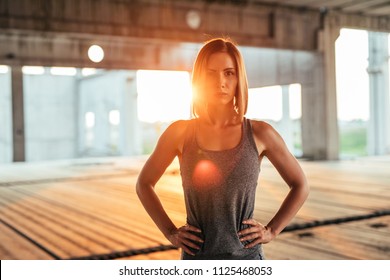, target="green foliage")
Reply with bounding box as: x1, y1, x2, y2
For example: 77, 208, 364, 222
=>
339, 122, 367, 157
